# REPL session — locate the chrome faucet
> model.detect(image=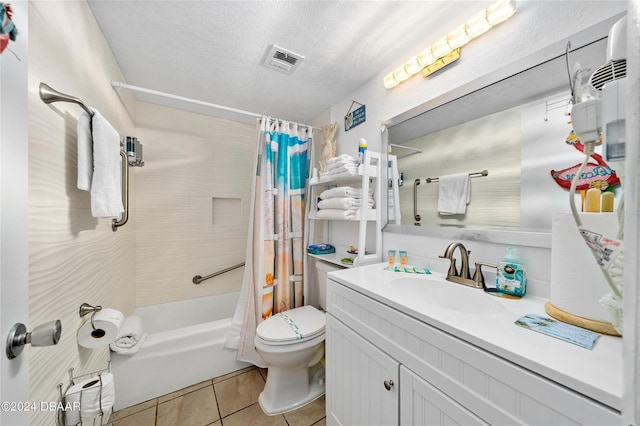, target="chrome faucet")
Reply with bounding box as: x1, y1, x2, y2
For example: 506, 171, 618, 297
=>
439, 242, 496, 289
